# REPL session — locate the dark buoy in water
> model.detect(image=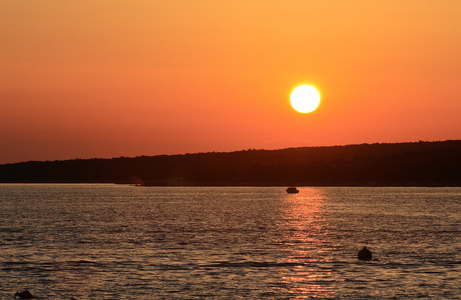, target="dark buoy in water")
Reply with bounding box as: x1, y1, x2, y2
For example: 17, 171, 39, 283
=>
14, 290, 35, 299
358, 246, 372, 261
